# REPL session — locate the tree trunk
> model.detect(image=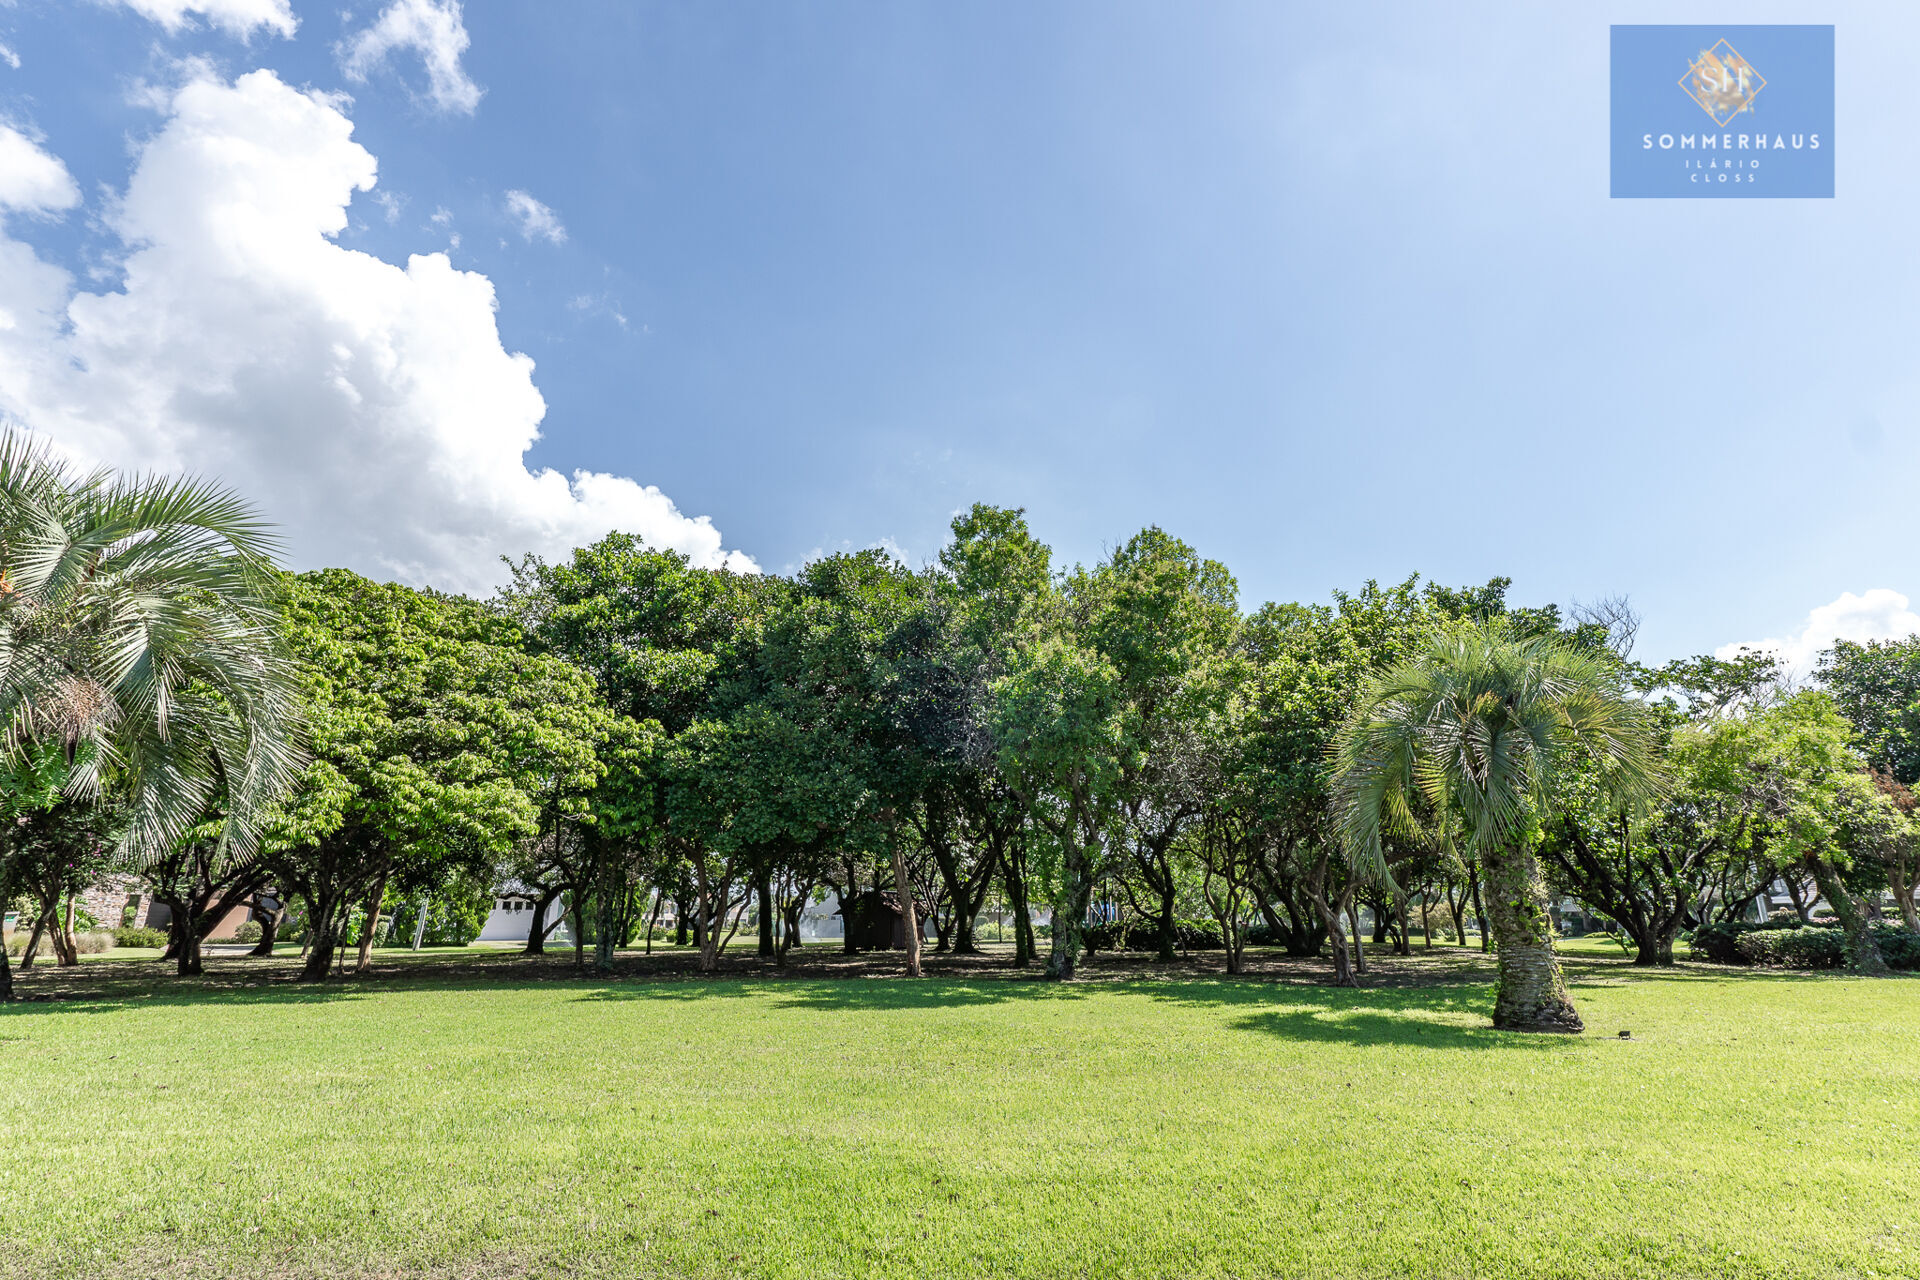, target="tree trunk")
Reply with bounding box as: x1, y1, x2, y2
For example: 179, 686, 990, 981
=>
523, 888, 560, 955
1888, 864, 1919, 931
355, 870, 389, 974
595, 868, 619, 975
175, 918, 203, 976
1481, 842, 1583, 1032
1044, 847, 1094, 980
1803, 855, 1888, 976
250, 899, 283, 957
756, 871, 774, 958
1395, 893, 1413, 956
1348, 902, 1367, 975
674, 893, 691, 947
1470, 872, 1492, 952
572, 890, 587, 969
891, 838, 923, 978
1308, 887, 1354, 987
0, 888, 13, 1001
1154, 877, 1178, 962
56, 892, 79, 967
301, 895, 339, 981
19, 906, 50, 970
1004, 859, 1032, 968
